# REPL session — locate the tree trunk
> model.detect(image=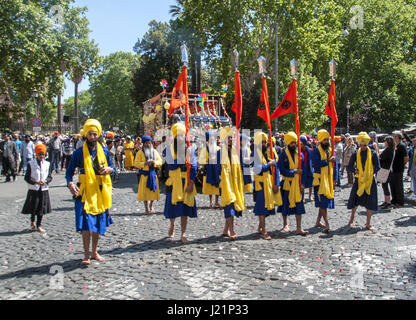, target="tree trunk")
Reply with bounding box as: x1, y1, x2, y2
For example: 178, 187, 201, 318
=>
57, 94, 62, 133
74, 82, 79, 133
